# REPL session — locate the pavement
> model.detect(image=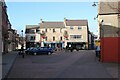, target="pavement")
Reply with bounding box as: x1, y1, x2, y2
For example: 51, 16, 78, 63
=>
2, 51, 18, 79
